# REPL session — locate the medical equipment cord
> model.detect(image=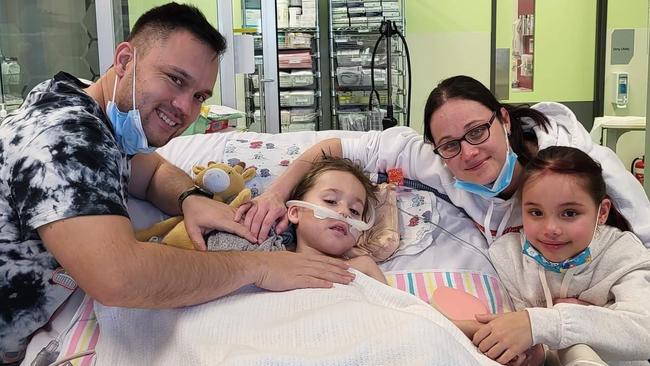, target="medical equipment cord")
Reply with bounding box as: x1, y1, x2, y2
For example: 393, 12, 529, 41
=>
30, 295, 94, 366
369, 20, 412, 130
397, 207, 497, 274
396, 205, 514, 311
